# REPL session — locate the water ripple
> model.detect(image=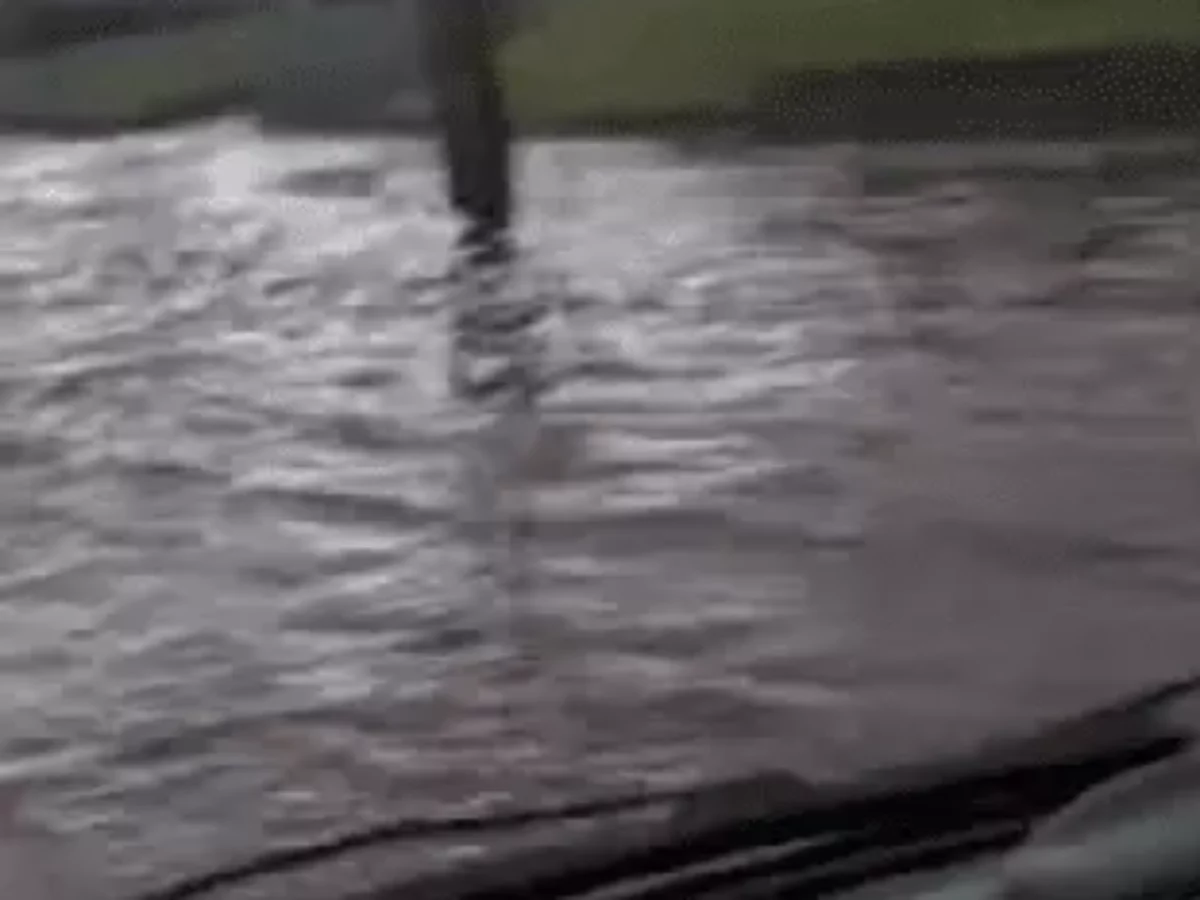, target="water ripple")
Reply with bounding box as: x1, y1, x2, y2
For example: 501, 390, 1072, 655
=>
0, 128, 1195, 893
